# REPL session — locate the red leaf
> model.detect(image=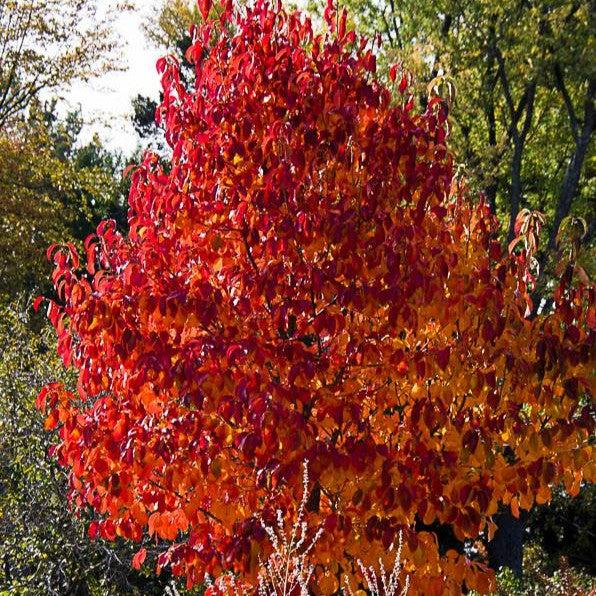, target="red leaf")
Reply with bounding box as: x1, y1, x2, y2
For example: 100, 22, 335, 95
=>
46, 243, 59, 261
132, 547, 147, 570
198, 0, 212, 20
226, 344, 243, 365
33, 295, 44, 312
399, 74, 408, 94
36, 387, 48, 410
396, 360, 409, 377
338, 9, 347, 39
436, 347, 451, 370
324, 0, 336, 27
88, 521, 100, 539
